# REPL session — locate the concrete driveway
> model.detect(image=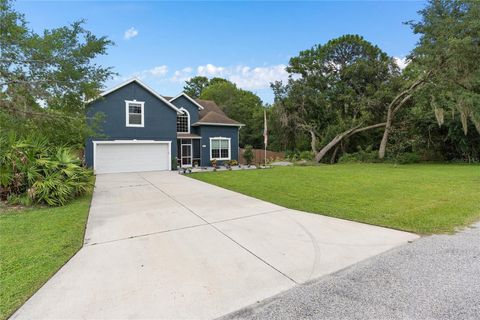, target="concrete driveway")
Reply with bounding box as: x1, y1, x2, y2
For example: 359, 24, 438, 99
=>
12, 171, 418, 319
